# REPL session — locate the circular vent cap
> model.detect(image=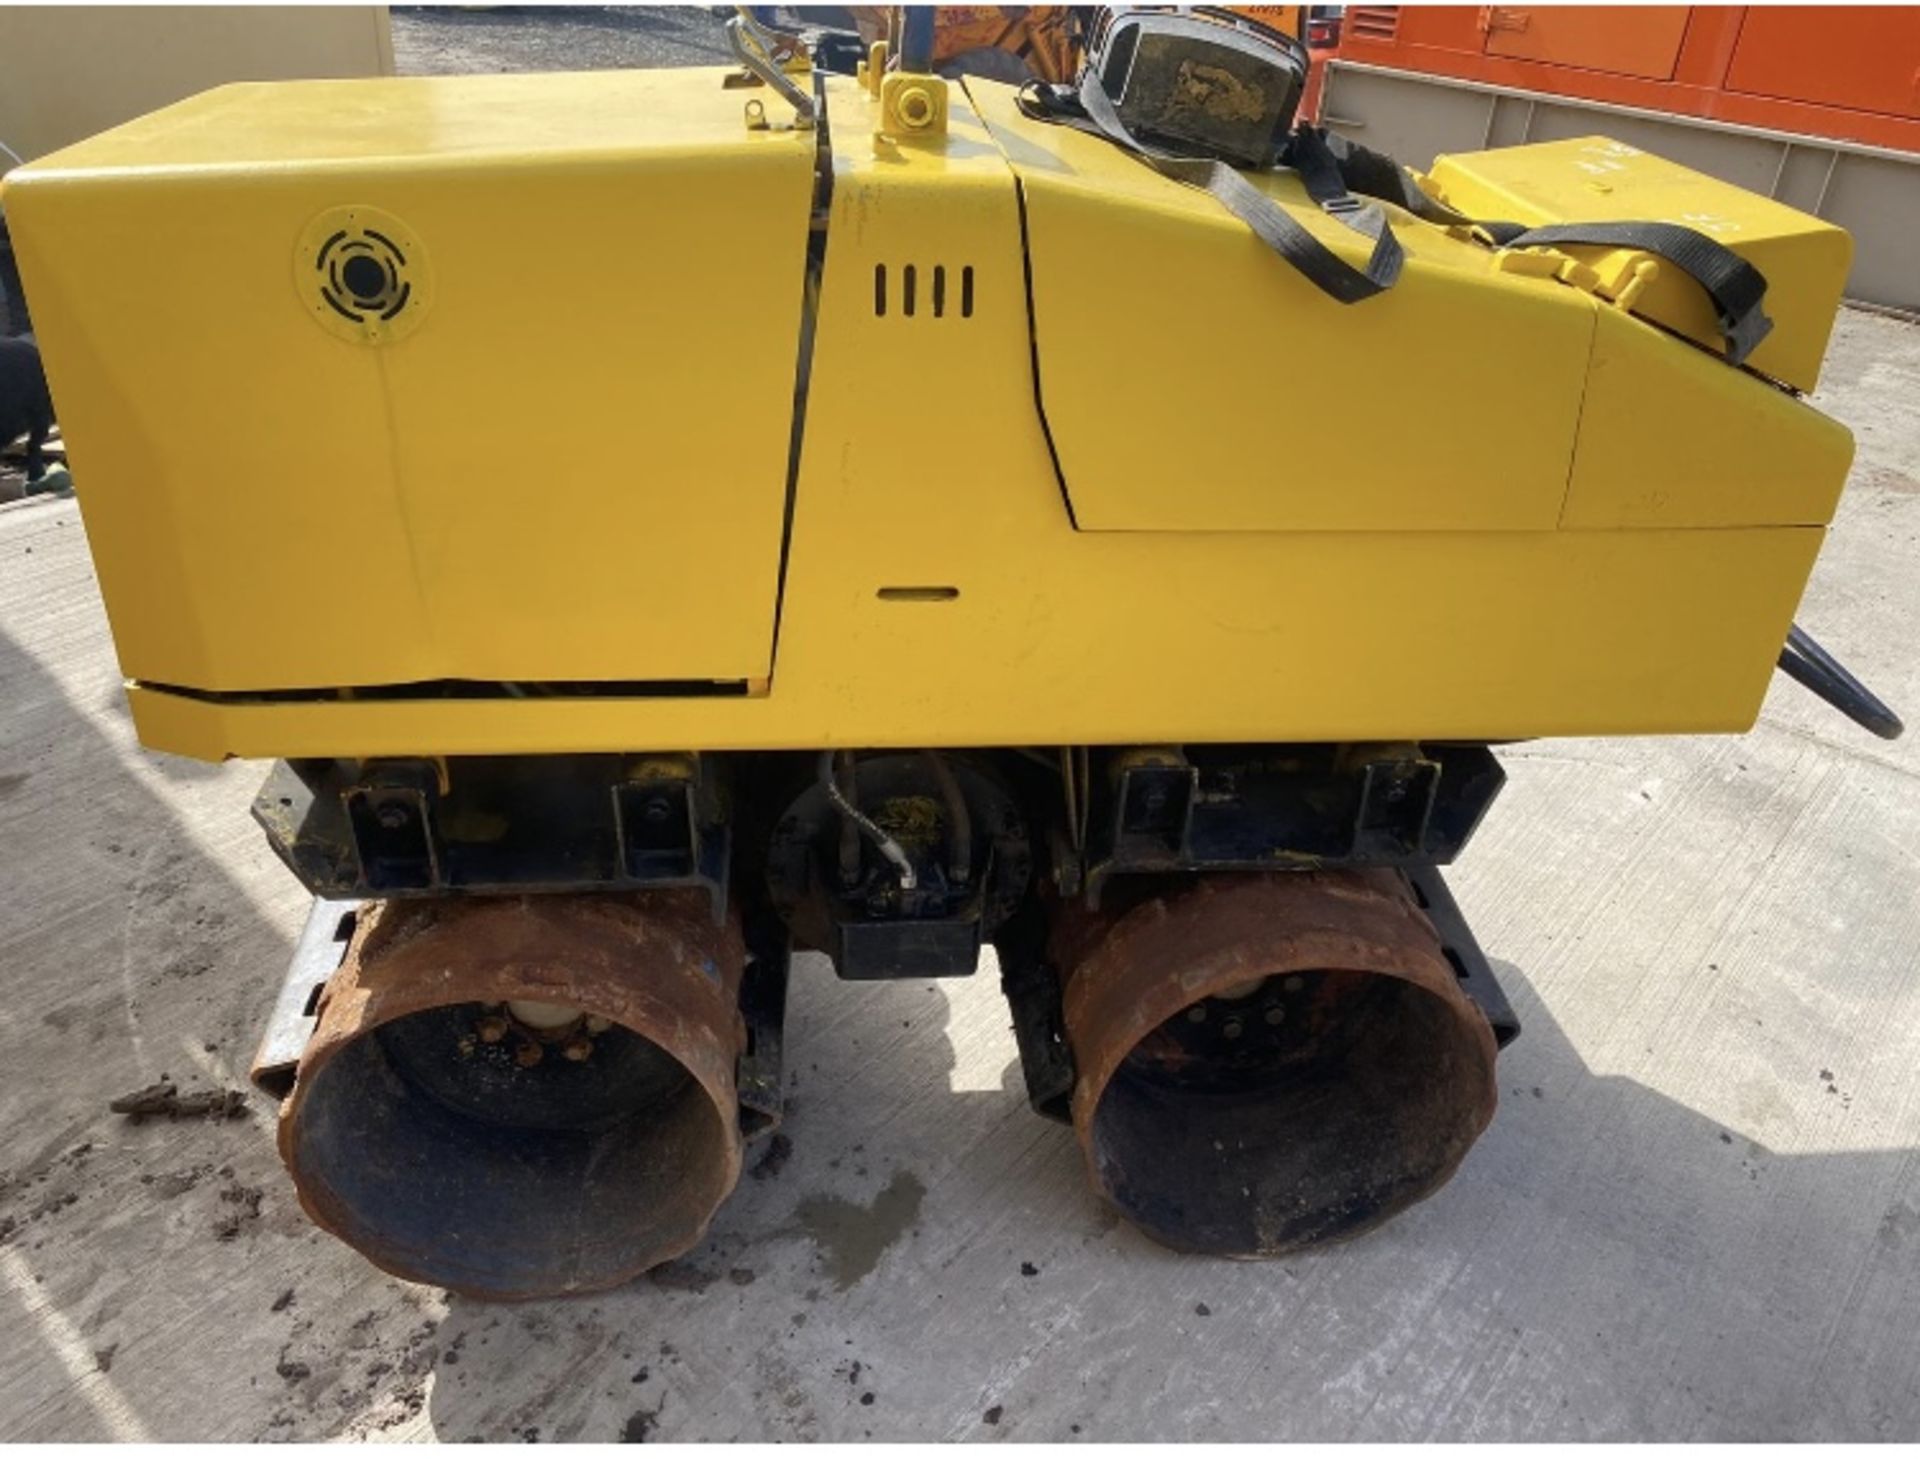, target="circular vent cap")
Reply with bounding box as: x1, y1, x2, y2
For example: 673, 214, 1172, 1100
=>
295, 205, 433, 346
